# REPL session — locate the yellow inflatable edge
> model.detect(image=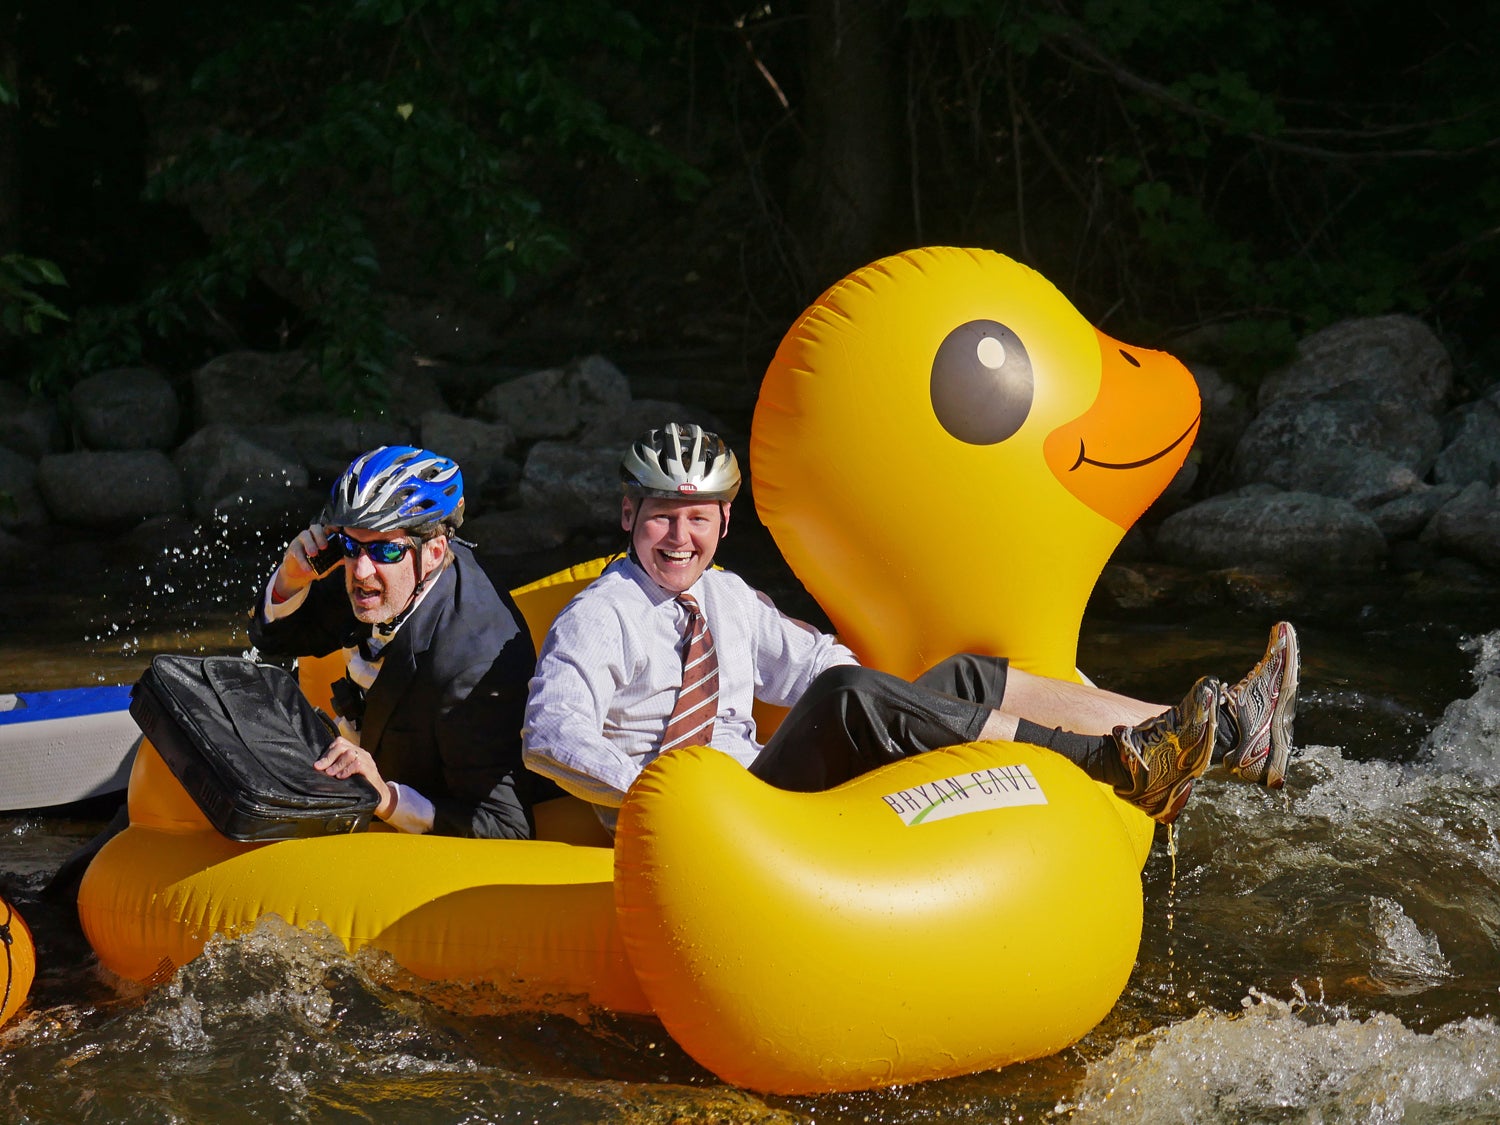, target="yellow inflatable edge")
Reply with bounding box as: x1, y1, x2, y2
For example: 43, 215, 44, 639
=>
614, 739, 1145, 1094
